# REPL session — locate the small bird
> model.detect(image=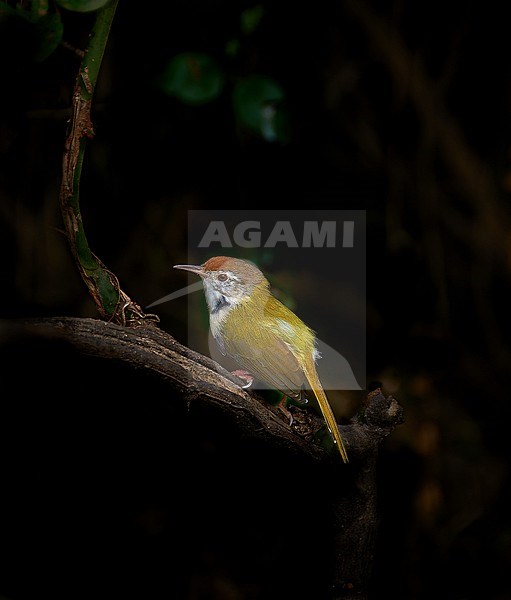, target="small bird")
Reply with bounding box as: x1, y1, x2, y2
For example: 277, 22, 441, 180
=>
174, 256, 348, 462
